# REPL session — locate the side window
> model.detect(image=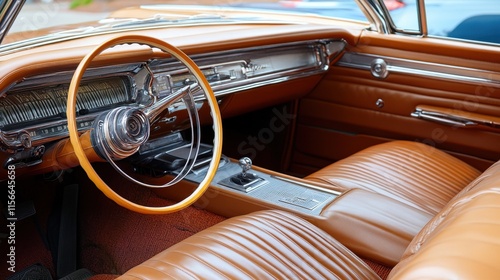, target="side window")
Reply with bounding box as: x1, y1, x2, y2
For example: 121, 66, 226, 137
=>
386, 0, 500, 44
